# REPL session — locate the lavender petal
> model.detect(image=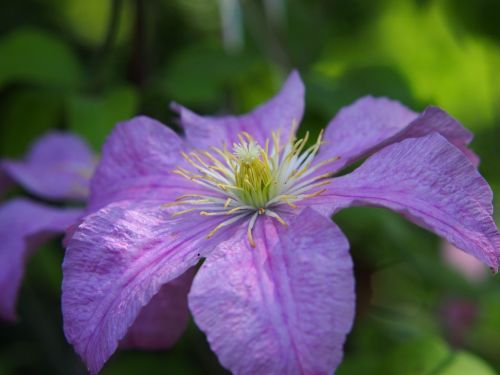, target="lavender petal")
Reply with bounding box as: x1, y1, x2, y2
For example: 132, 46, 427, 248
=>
189, 209, 355, 375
